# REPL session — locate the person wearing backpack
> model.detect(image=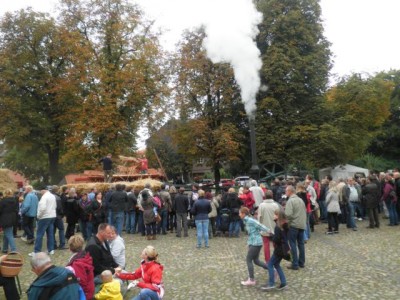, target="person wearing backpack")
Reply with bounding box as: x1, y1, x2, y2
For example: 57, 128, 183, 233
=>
261, 209, 289, 291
